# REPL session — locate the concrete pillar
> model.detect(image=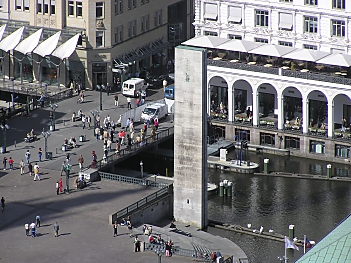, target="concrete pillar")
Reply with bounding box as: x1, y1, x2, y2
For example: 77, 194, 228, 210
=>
264, 158, 269, 174
327, 100, 334, 138
252, 90, 259, 126
174, 46, 208, 229
302, 97, 309, 134
289, 224, 295, 241
228, 85, 234, 122
327, 164, 332, 178
277, 95, 284, 130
